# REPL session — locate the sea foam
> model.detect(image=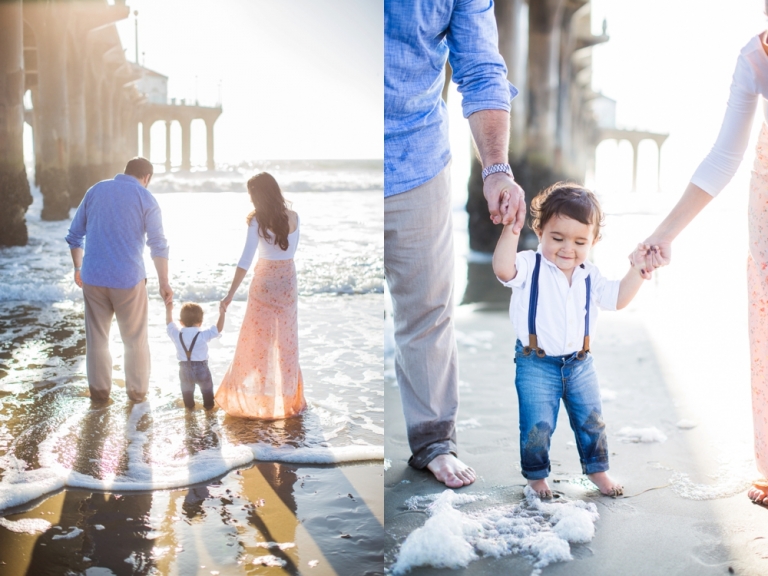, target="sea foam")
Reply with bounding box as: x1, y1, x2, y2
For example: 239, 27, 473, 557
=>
391, 487, 599, 574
